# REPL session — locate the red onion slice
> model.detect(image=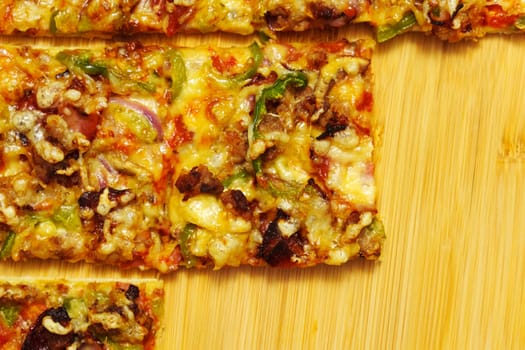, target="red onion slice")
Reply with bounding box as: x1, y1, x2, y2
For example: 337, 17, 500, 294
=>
109, 96, 163, 140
